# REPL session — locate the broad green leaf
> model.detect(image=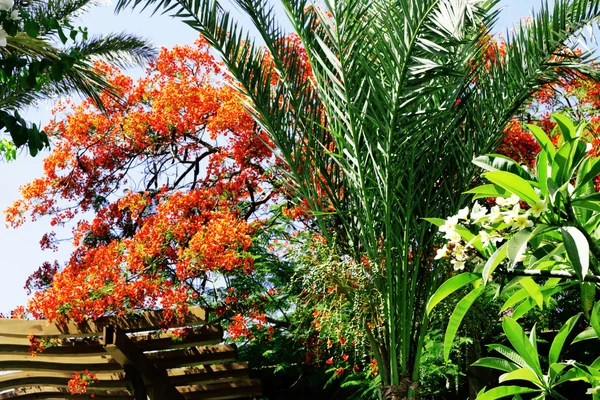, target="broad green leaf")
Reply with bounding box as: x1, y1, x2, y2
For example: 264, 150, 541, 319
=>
549, 363, 570, 385
560, 226, 590, 281
427, 273, 481, 315
483, 171, 541, 205
488, 344, 529, 369
512, 298, 536, 319
592, 301, 600, 339
476, 385, 538, 400
571, 327, 598, 344
464, 184, 509, 199
553, 114, 578, 141
501, 288, 528, 312
423, 217, 445, 227
483, 241, 508, 283
444, 286, 485, 362
502, 317, 543, 376
581, 282, 596, 319
507, 227, 537, 266
471, 357, 518, 373
499, 368, 543, 387
528, 124, 556, 159
473, 154, 535, 181
536, 149, 549, 197
576, 157, 600, 193
549, 313, 581, 365
519, 277, 544, 309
